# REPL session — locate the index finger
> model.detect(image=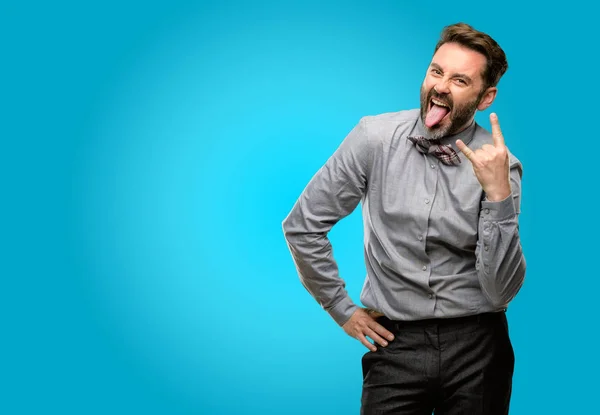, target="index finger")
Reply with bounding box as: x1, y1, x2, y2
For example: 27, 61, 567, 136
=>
369, 320, 395, 342
490, 113, 505, 147
455, 139, 476, 163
